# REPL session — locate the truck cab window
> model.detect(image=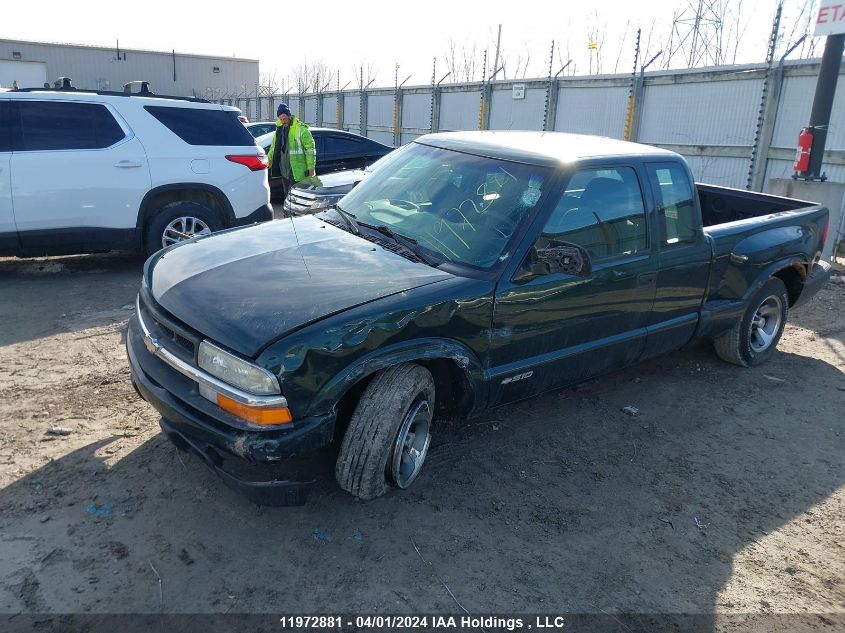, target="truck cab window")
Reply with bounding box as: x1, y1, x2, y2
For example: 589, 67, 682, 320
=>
647, 163, 697, 246
540, 166, 647, 261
